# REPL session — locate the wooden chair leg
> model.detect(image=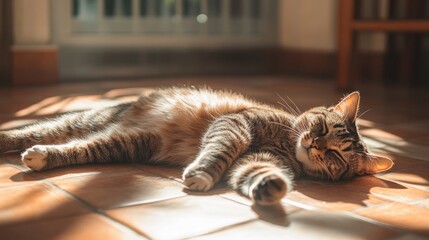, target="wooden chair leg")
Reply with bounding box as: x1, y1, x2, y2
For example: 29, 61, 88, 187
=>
337, 0, 355, 89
